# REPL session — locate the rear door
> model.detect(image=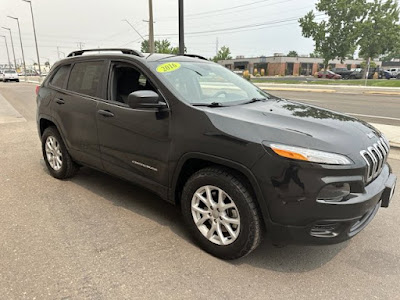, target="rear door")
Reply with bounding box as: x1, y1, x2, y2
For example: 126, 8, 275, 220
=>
51, 60, 106, 169
96, 60, 170, 190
